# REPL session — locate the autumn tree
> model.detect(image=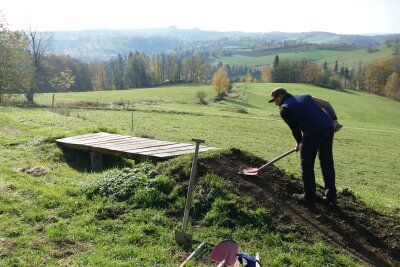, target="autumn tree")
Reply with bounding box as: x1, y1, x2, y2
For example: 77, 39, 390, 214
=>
364, 59, 393, 95
260, 66, 272, 82
385, 72, 400, 100
302, 63, 322, 85
211, 65, 230, 99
